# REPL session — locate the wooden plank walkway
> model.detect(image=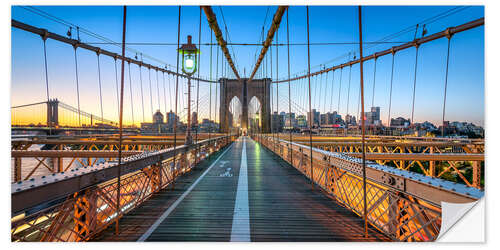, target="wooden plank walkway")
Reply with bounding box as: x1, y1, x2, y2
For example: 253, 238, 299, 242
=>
93, 136, 390, 242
